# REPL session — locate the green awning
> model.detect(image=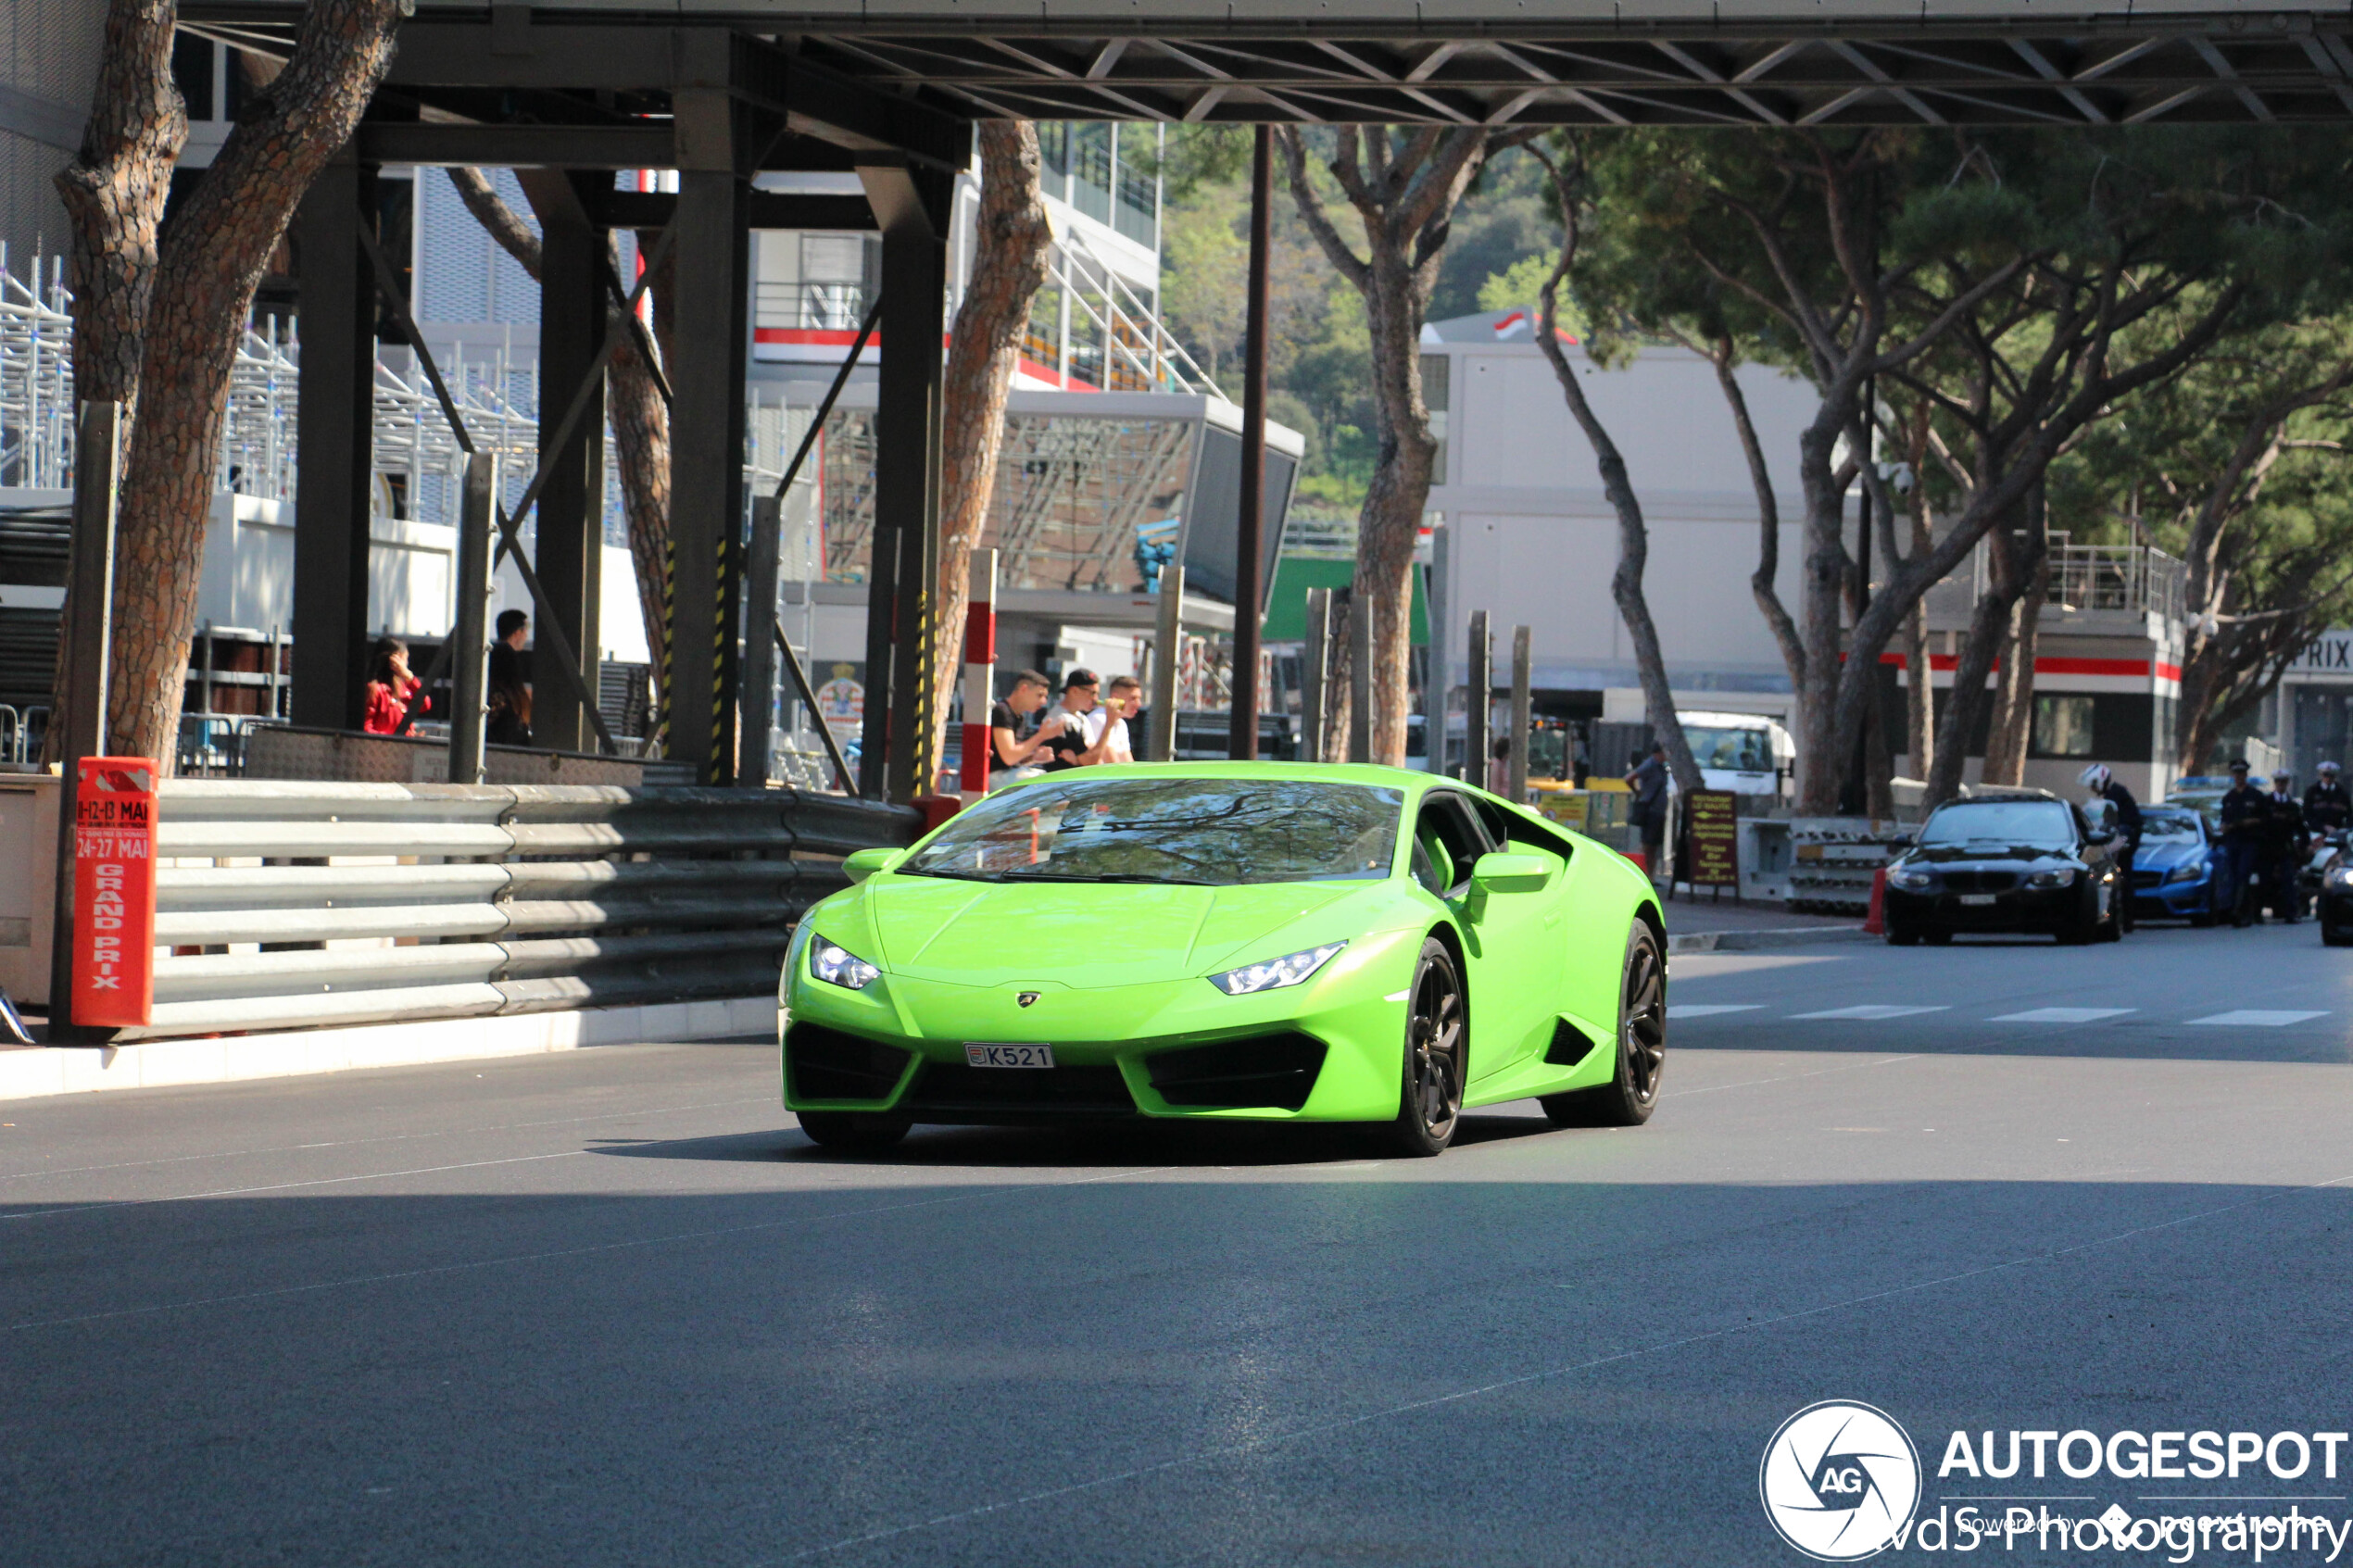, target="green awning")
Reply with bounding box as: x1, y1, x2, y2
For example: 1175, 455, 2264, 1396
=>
1260, 557, 1429, 646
